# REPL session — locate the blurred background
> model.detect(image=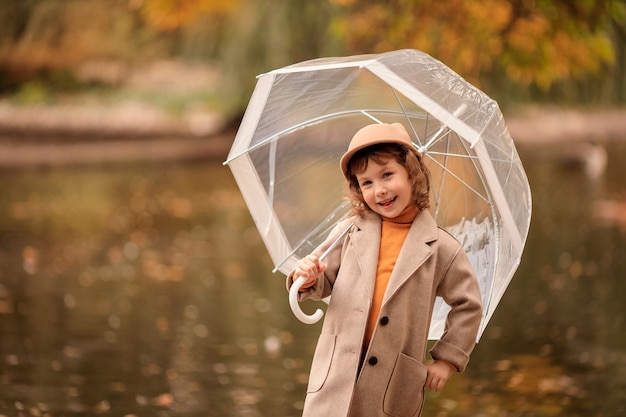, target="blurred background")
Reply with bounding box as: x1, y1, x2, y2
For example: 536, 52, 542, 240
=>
1, 0, 625, 416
